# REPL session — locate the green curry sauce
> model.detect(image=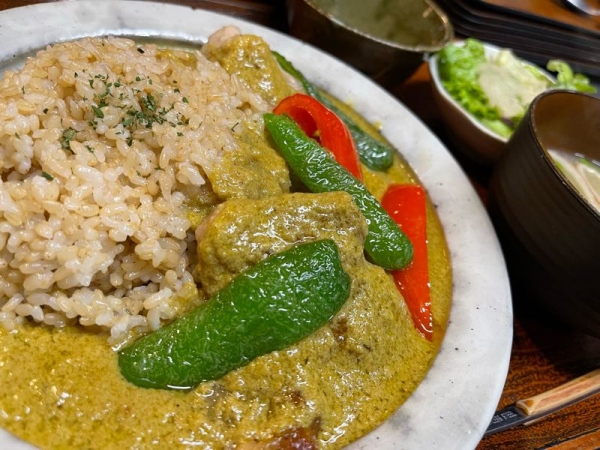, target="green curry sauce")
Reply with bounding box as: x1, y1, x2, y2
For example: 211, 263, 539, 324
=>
0, 35, 452, 449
